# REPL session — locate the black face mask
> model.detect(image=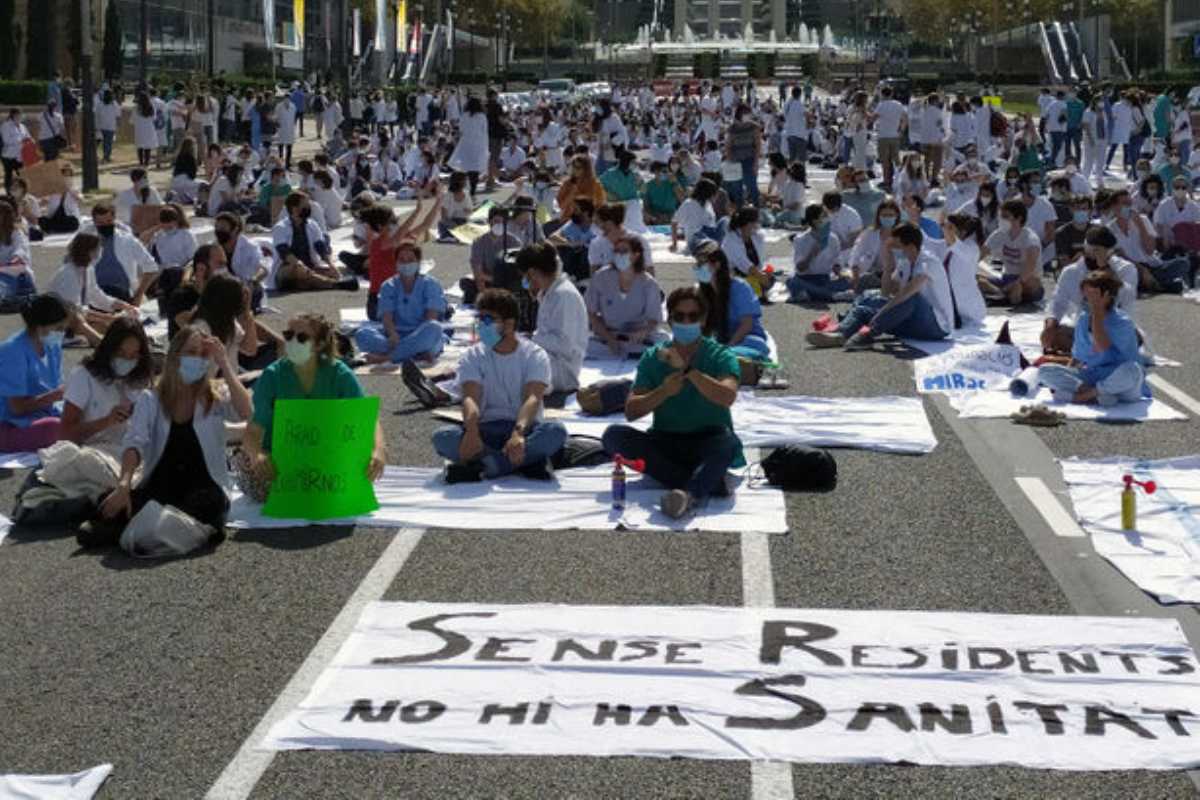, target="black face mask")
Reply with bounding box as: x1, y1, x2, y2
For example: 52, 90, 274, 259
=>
300, 207, 312, 219
1083, 256, 1101, 272
215, 229, 233, 245
96, 224, 115, 238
